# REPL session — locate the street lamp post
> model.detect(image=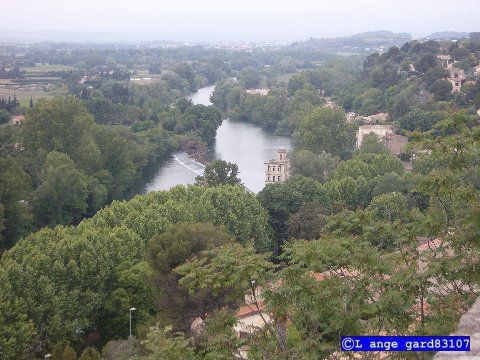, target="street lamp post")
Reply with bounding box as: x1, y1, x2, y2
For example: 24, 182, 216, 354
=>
129, 307, 136, 338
